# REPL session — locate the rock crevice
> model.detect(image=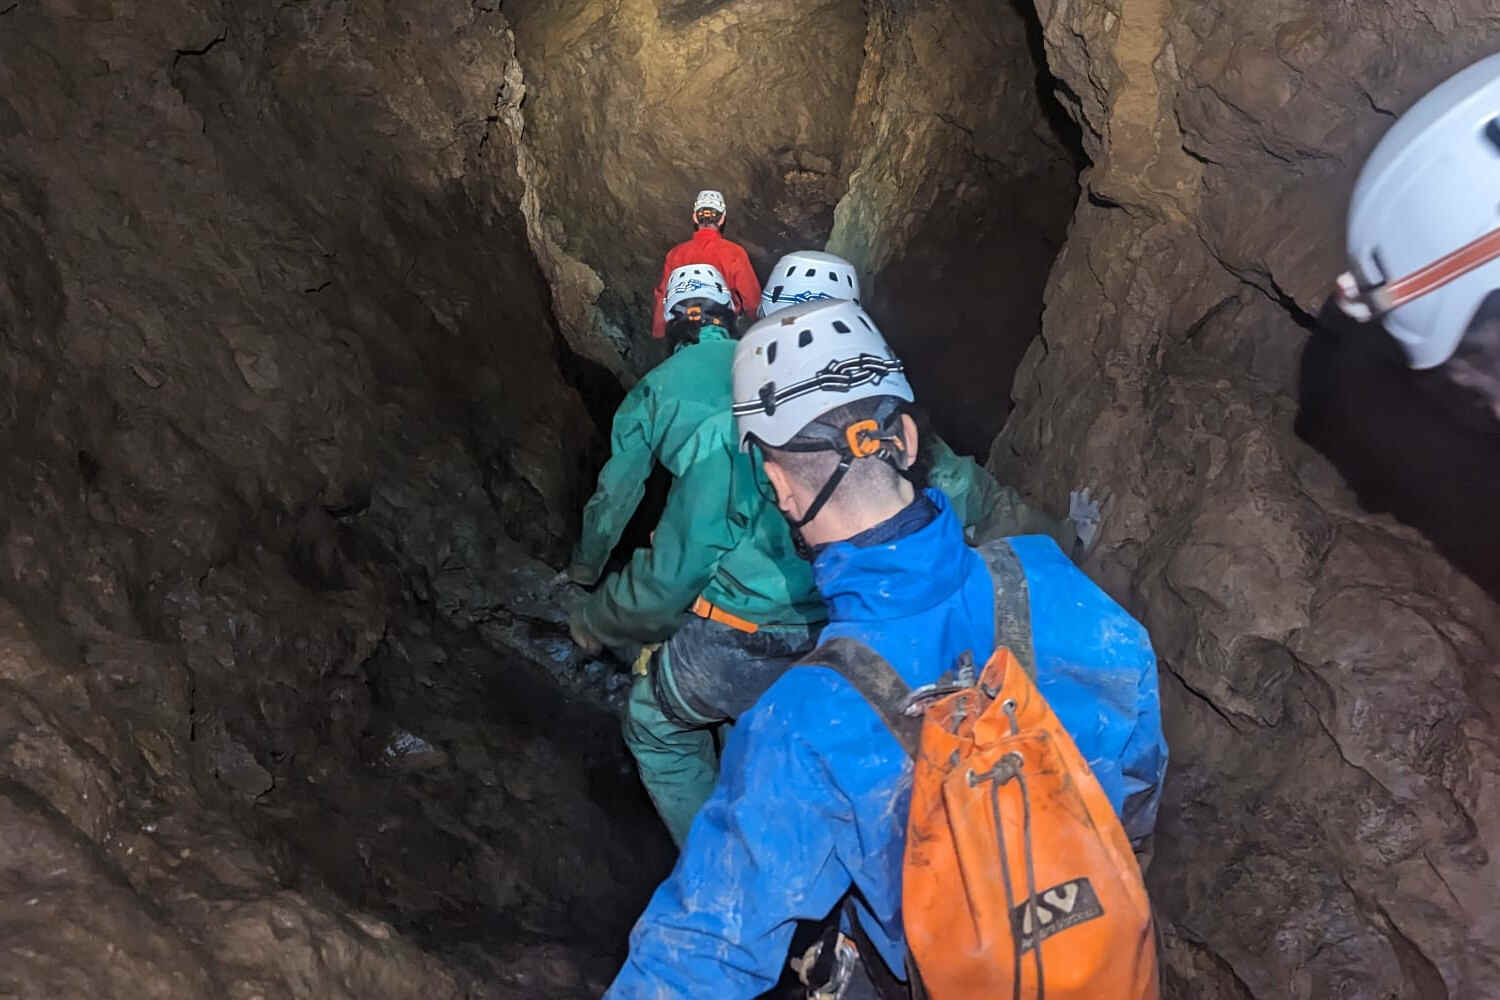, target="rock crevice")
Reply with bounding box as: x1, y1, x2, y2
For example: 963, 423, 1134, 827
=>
4, 0, 1499, 997
997, 1, 1500, 995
